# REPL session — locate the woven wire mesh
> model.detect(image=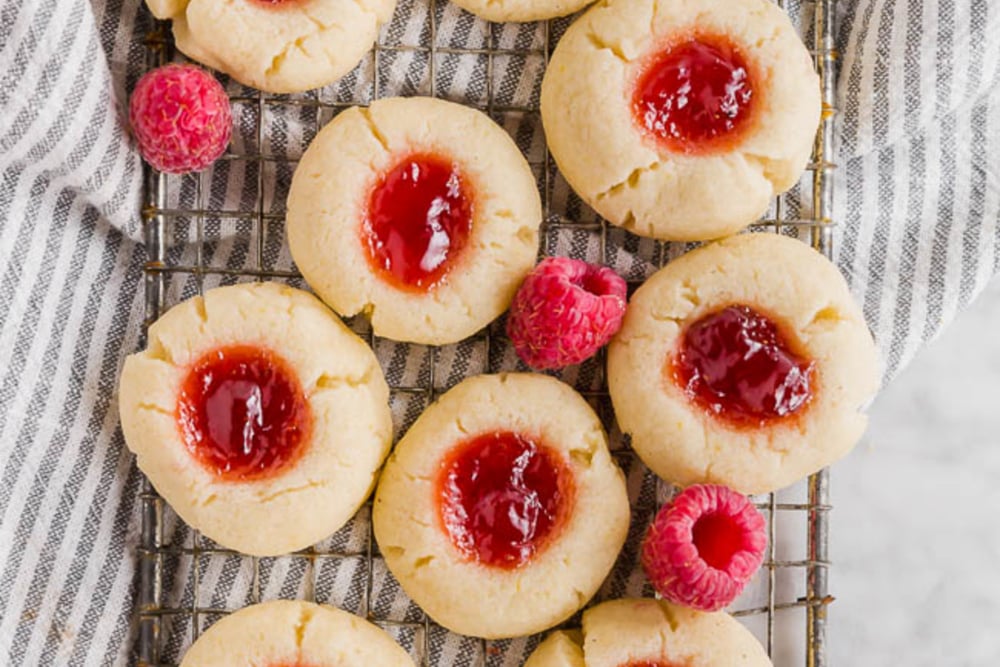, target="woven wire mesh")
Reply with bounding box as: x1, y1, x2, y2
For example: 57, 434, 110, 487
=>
135, 0, 839, 664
